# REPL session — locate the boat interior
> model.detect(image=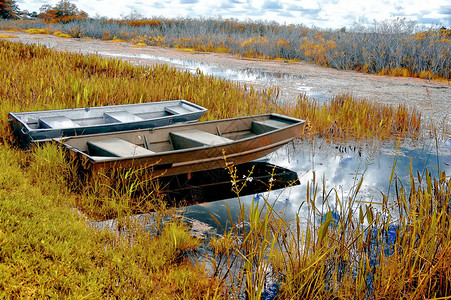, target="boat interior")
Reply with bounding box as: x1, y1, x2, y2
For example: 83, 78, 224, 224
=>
14, 103, 199, 130
82, 118, 293, 159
